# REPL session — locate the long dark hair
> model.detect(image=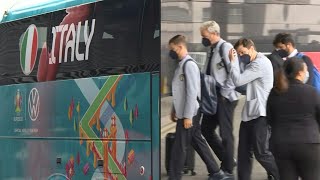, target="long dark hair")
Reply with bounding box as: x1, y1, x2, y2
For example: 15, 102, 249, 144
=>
274, 57, 305, 93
